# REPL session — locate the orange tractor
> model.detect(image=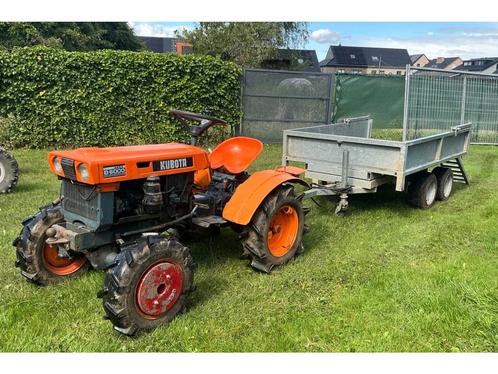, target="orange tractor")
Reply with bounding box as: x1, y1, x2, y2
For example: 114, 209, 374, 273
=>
13, 110, 308, 335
